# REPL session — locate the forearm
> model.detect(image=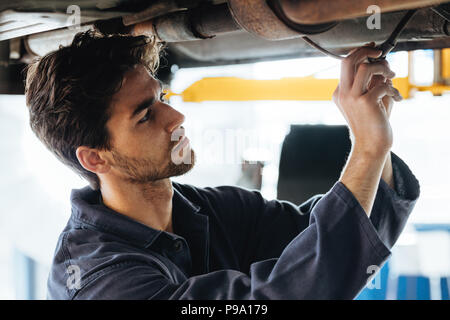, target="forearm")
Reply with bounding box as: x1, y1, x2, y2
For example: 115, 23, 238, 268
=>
333, 43, 403, 218
339, 147, 387, 217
